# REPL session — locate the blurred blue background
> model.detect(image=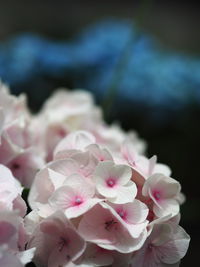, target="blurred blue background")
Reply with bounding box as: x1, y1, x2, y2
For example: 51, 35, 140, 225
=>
0, 1, 199, 266
1, 20, 200, 121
